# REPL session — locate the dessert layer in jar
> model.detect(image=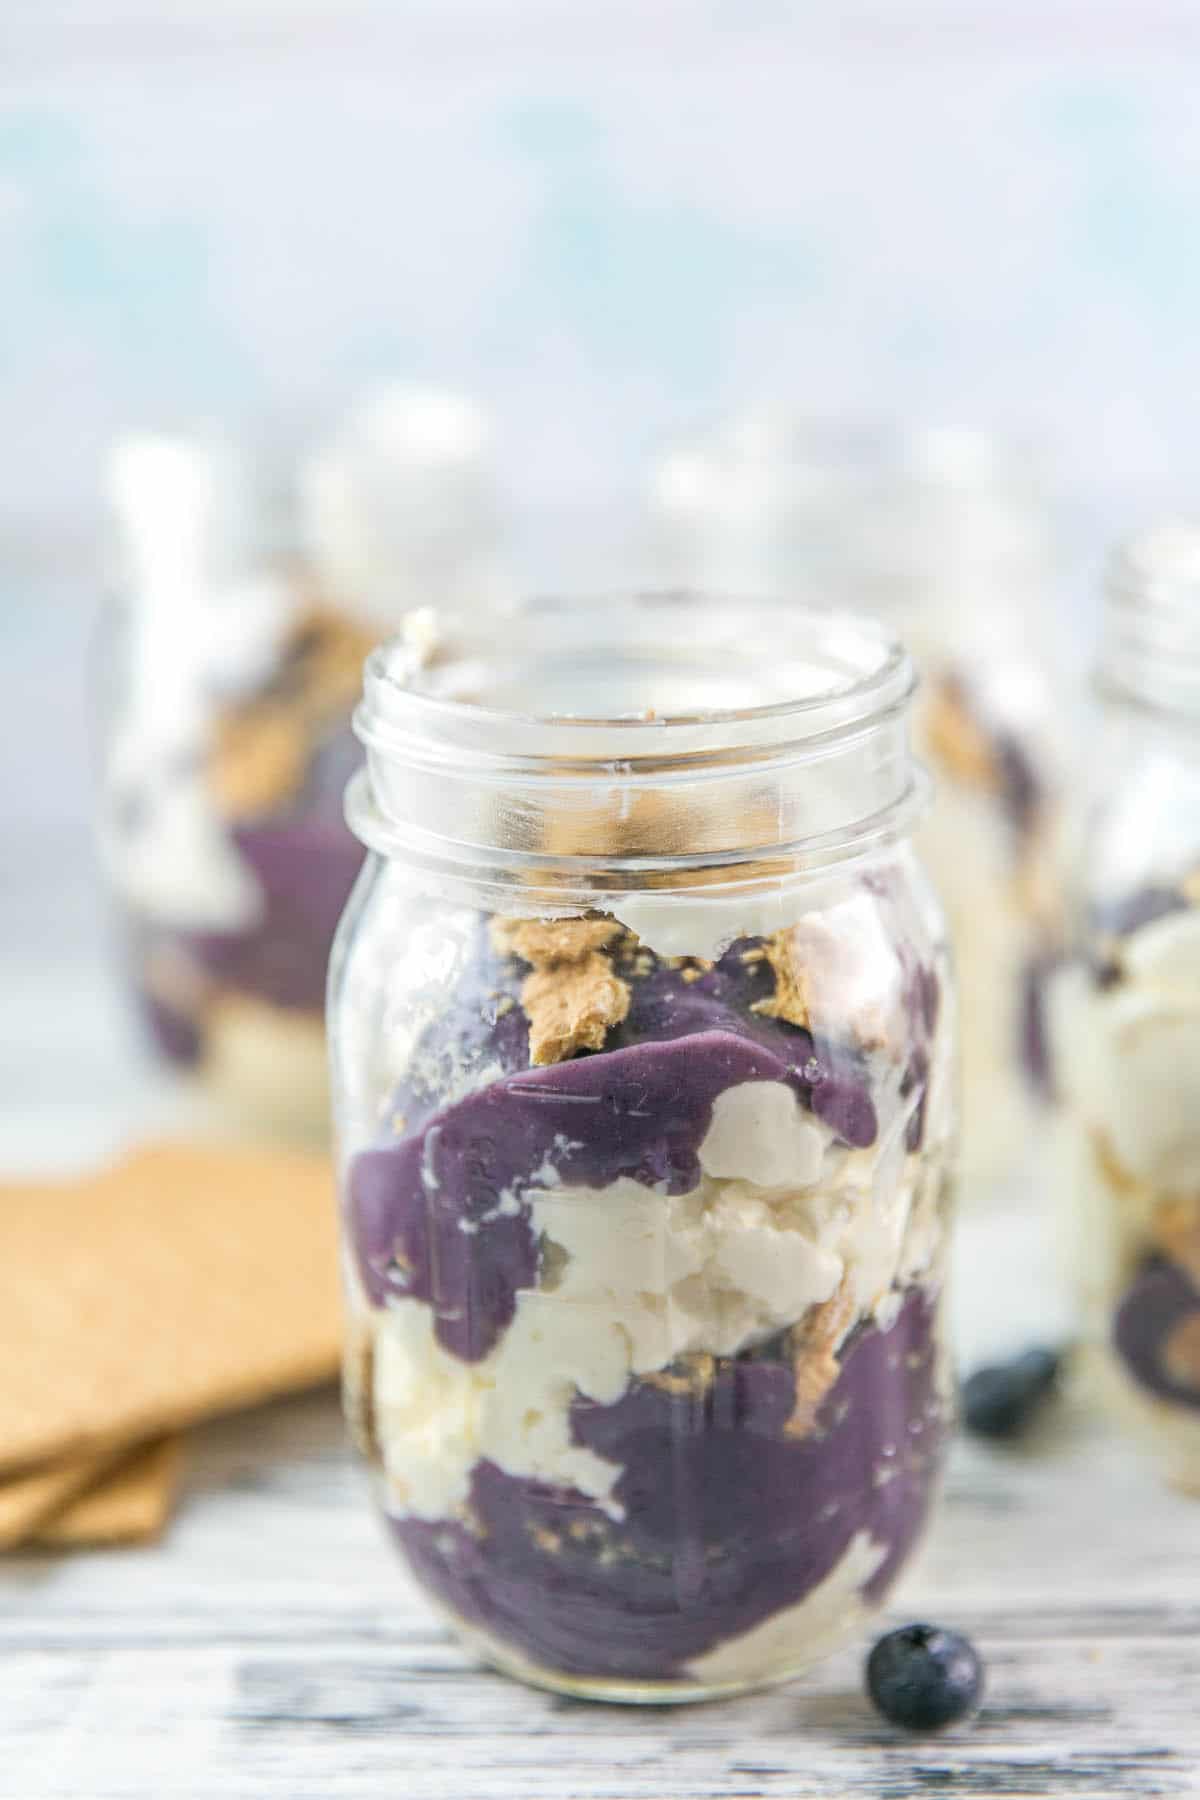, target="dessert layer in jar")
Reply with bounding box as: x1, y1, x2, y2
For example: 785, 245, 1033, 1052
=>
917, 669, 1062, 1195
1054, 876, 1200, 1484
113, 604, 369, 1135
341, 872, 954, 1695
